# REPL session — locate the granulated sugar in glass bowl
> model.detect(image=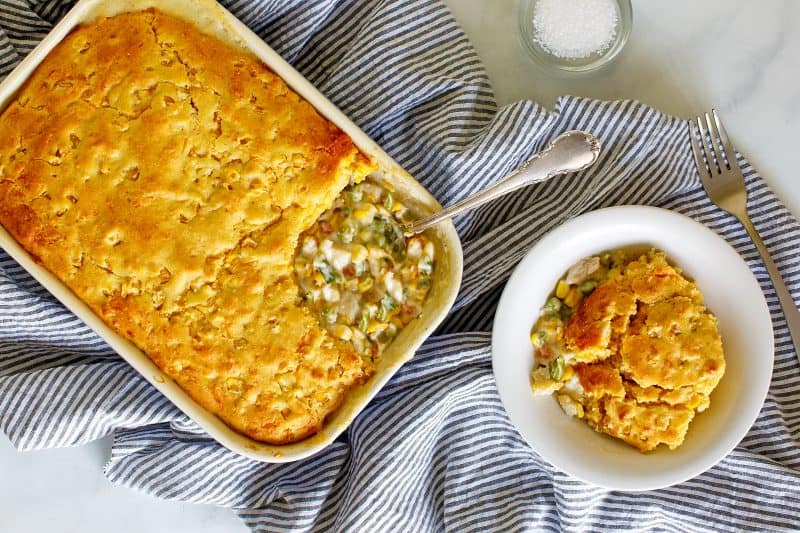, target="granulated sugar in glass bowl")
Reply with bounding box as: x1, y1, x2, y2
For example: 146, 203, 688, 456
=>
517, 0, 632, 73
